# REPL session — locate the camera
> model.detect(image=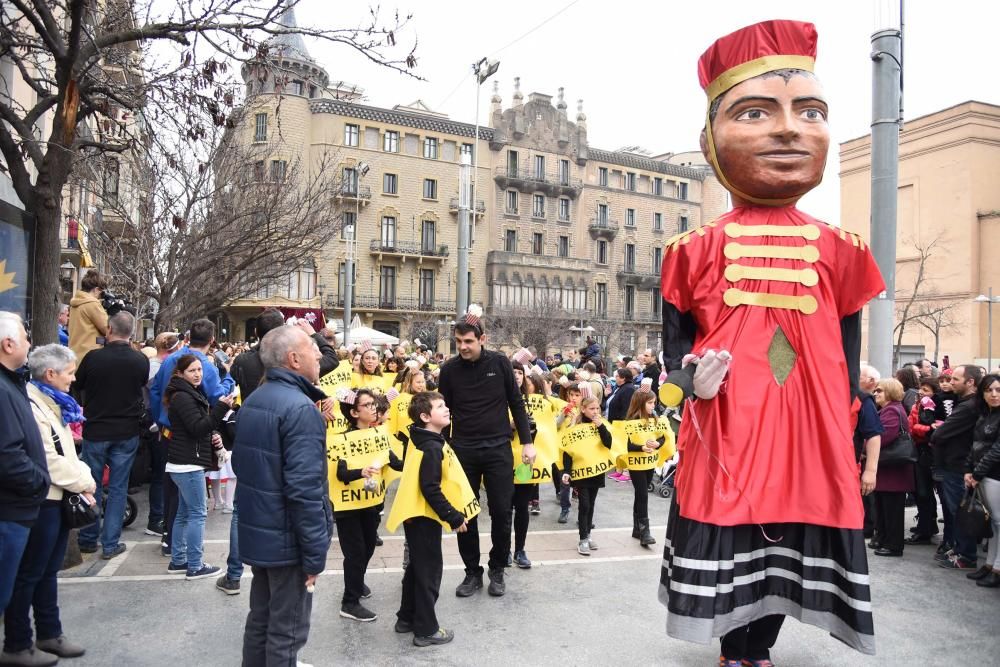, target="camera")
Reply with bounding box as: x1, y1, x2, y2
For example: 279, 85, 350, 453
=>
100, 289, 136, 317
